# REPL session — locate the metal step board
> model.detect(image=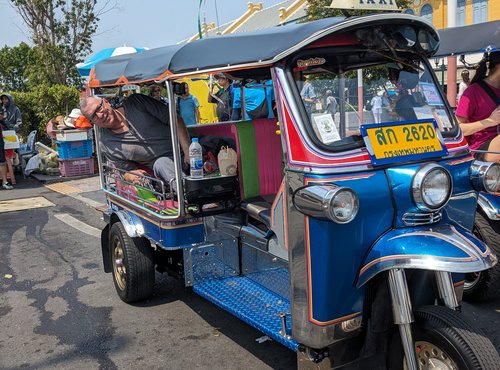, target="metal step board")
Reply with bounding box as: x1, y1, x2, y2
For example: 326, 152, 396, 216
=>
193, 276, 299, 351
